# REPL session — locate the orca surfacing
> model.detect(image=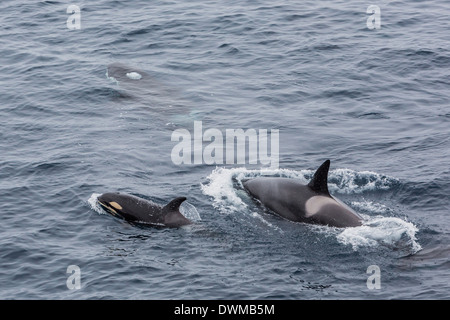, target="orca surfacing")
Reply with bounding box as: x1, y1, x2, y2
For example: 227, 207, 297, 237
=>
97, 192, 192, 228
243, 160, 363, 228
